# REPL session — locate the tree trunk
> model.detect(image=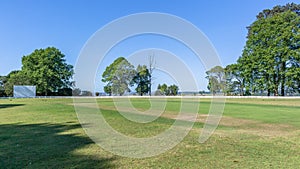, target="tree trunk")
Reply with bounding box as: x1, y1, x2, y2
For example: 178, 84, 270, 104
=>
273, 73, 278, 96
274, 89, 278, 96
266, 74, 270, 96
281, 81, 285, 96
148, 55, 155, 96
281, 62, 286, 96
149, 79, 151, 96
